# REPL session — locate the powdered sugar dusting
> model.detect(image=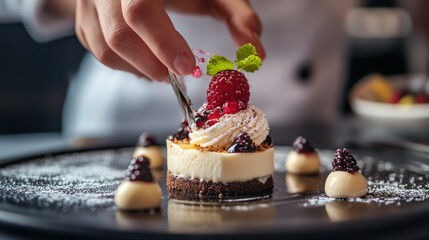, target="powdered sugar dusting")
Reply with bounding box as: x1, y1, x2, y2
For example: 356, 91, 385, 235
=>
301, 149, 429, 207
0, 149, 132, 212
304, 179, 429, 207
1, 146, 428, 218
